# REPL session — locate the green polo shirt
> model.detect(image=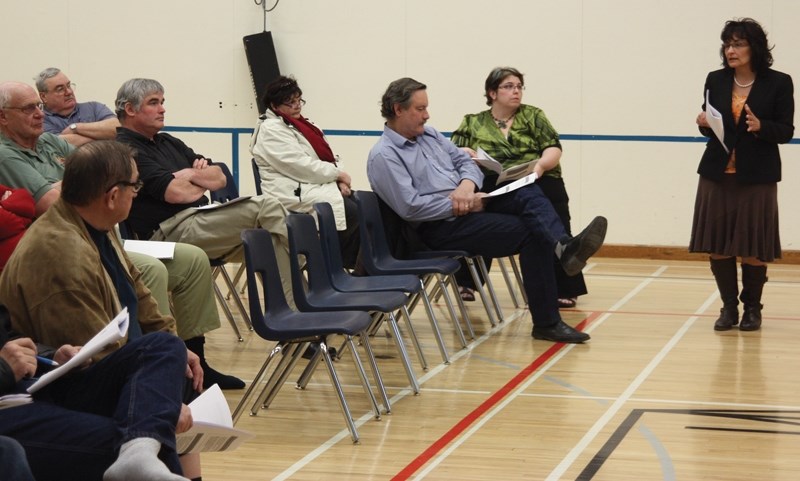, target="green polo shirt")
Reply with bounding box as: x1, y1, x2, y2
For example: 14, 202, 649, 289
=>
0, 133, 73, 201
